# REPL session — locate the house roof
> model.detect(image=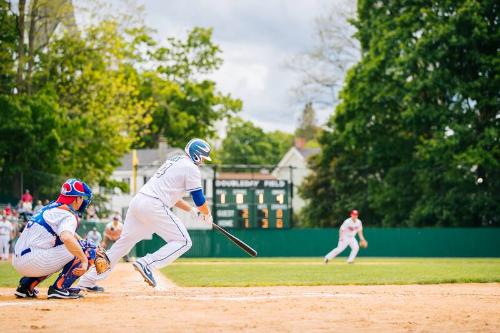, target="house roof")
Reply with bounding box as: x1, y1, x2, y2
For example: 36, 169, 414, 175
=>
297, 147, 320, 159
271, 146, 321, 176
116, 147, 184, 171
